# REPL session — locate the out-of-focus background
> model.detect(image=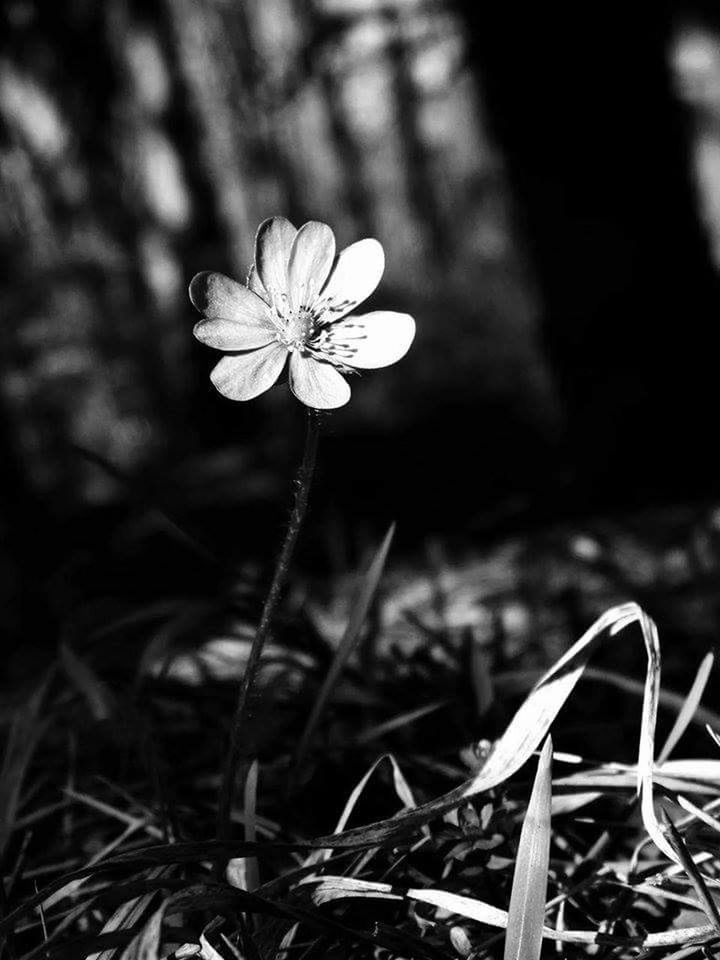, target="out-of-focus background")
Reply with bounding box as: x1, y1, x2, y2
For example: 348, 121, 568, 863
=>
4, 0, 720, 643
